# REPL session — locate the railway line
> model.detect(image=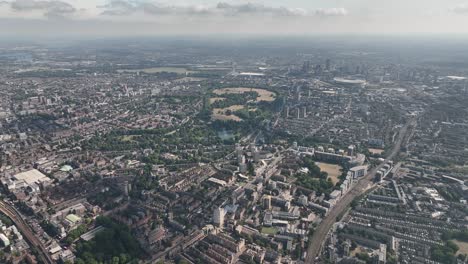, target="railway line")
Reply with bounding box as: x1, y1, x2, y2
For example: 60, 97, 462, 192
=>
305, 118, 415, 263
0, 200, 54, 264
